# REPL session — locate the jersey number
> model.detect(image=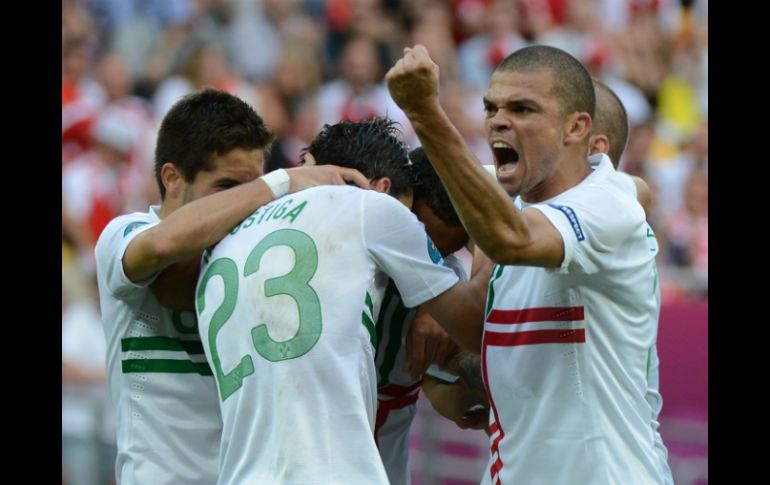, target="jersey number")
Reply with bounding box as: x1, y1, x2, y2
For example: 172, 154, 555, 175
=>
197, 229, 322, 401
